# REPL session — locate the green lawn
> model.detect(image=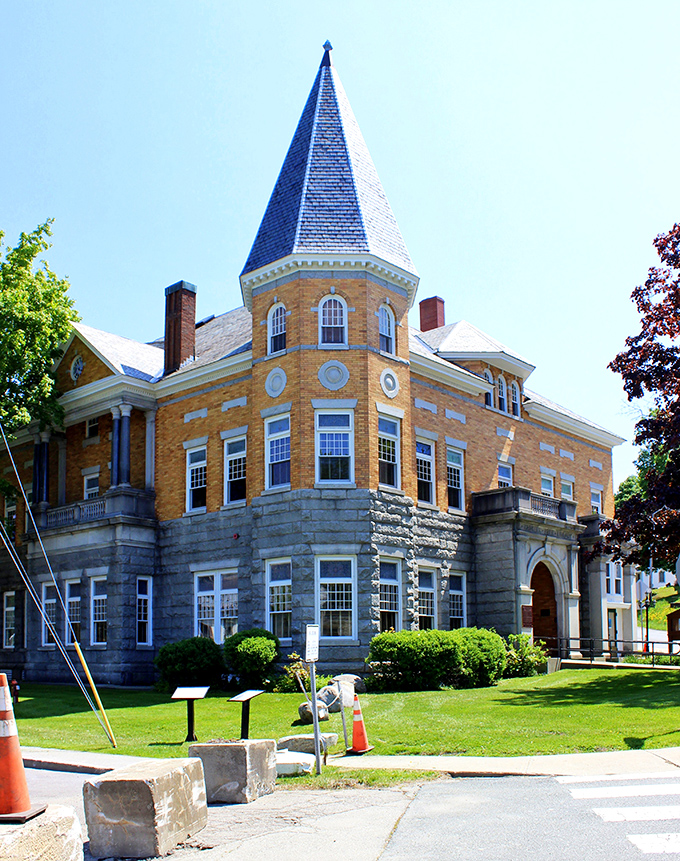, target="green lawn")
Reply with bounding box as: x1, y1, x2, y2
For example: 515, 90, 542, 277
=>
14, 668, 680, 761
